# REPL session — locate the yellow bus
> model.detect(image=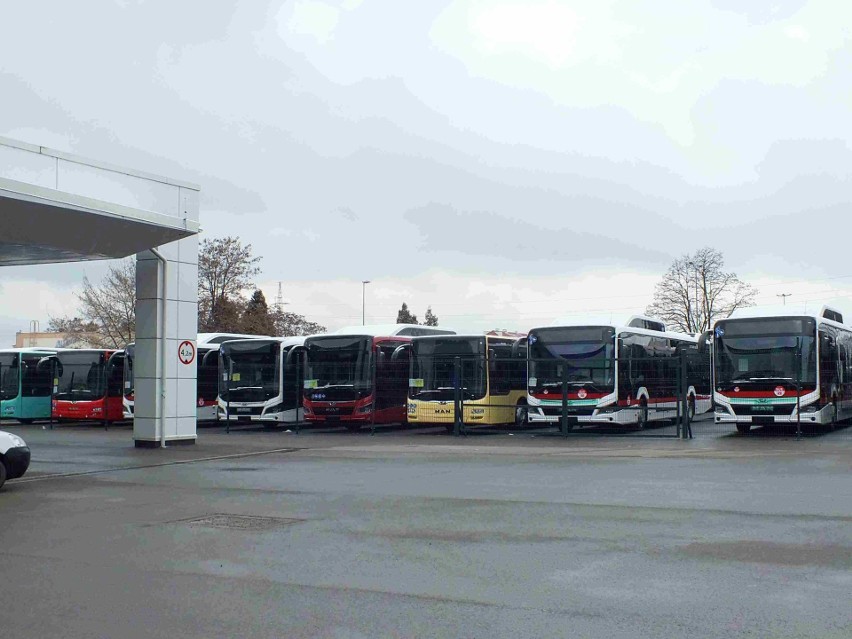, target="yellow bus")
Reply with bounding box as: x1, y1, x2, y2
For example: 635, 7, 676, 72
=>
406, 334, 528, 431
